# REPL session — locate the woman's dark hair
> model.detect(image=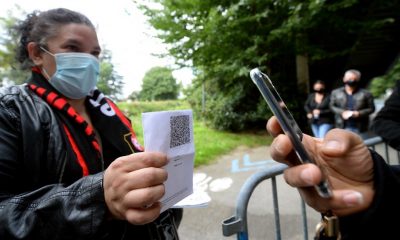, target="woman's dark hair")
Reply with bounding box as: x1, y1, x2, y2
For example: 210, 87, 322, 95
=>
313, 80, 326, 86
14, 8, 95, 69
